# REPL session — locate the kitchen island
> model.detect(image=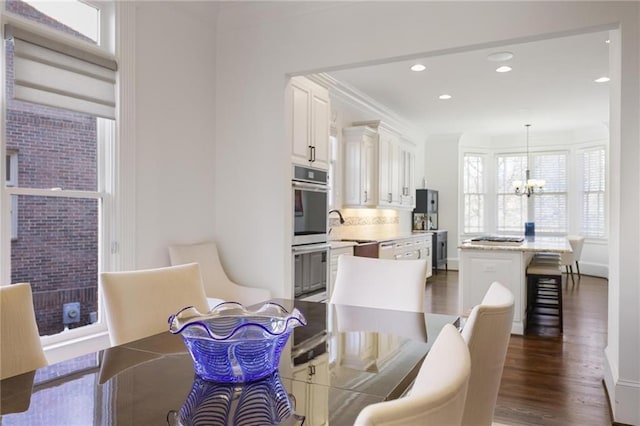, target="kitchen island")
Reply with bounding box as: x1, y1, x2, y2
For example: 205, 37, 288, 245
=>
458, 236, 572, 335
